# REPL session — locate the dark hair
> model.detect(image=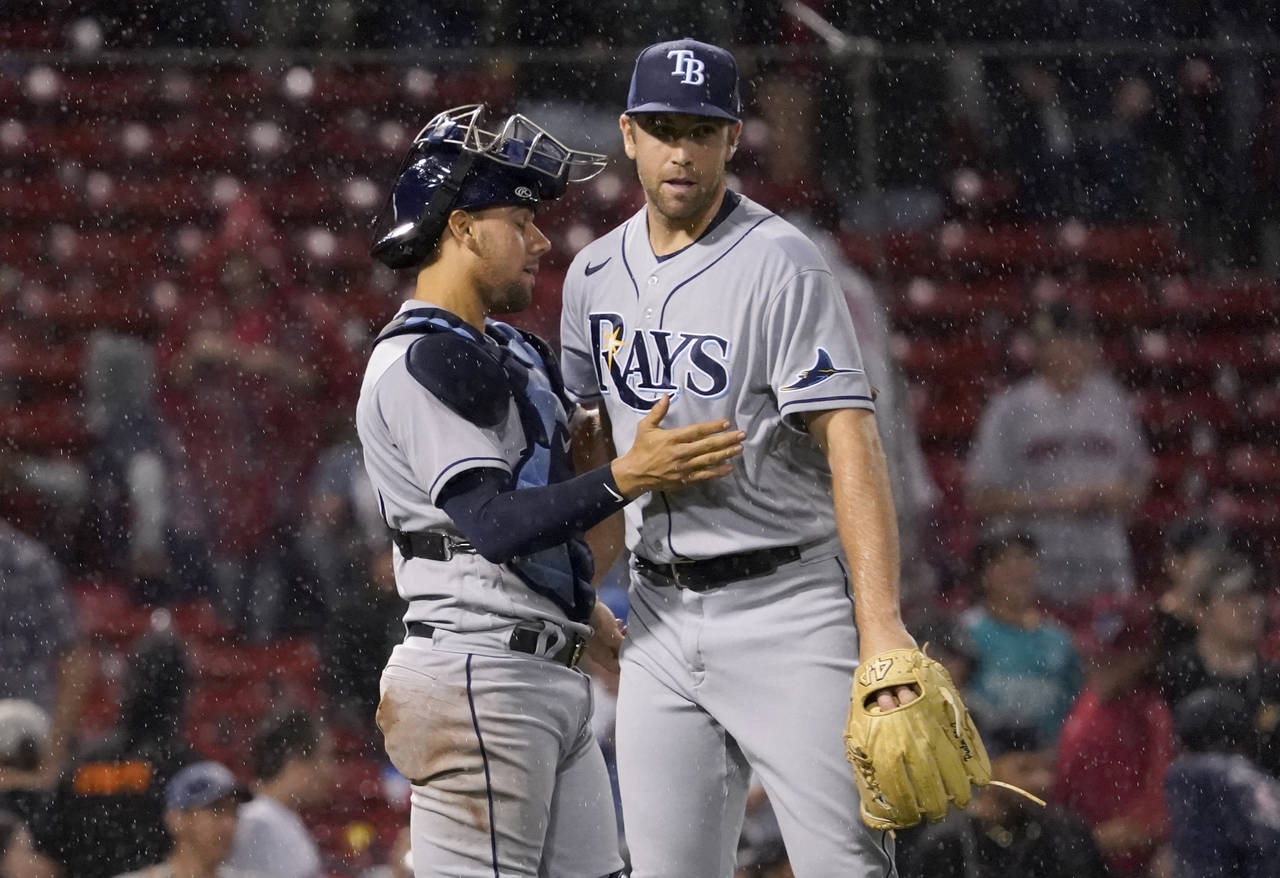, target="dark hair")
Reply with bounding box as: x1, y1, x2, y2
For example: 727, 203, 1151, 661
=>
971, 532, 1037, 578
1174, 688, 1251, 753
1031, 302, 1092, 341
1192, 552, 1257, 605
250, 708, 319, 781
1164, 517, 1219, 556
